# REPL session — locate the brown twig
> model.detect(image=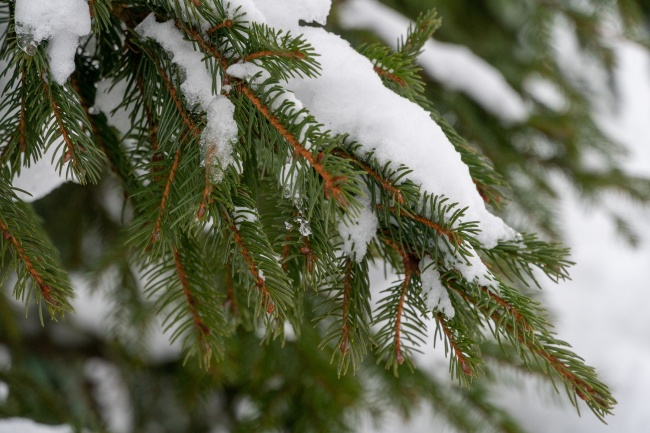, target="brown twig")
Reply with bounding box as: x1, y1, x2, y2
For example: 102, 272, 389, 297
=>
239, 84, 348, 206
374, 66, 406, 88
436, 313, 472, 375
224, 212, 275, 314
41, 77, 80, 170
393, 254, 417, 365
207, 19, 233, 35
332, 148, 404, 204
173, 249, 210, 336
243, 50, 305, 62
151, 148, 181, 244
0, 220, 57, 306
379, 204, 462, 245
